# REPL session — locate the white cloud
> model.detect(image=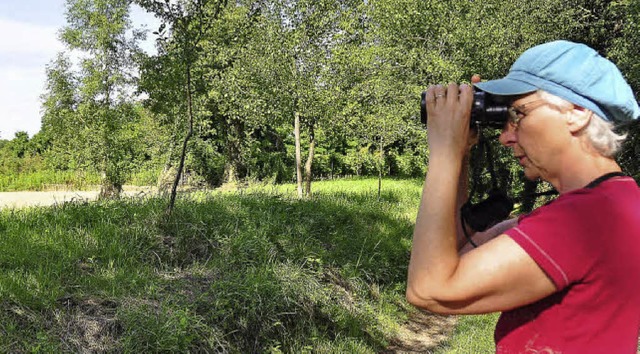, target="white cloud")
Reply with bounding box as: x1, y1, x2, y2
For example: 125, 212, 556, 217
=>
0, 7, 160, 140
131, 4, 161, 56
0, 18, 64, 56
0, 19, 63, 139
0, 66, 47, 139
